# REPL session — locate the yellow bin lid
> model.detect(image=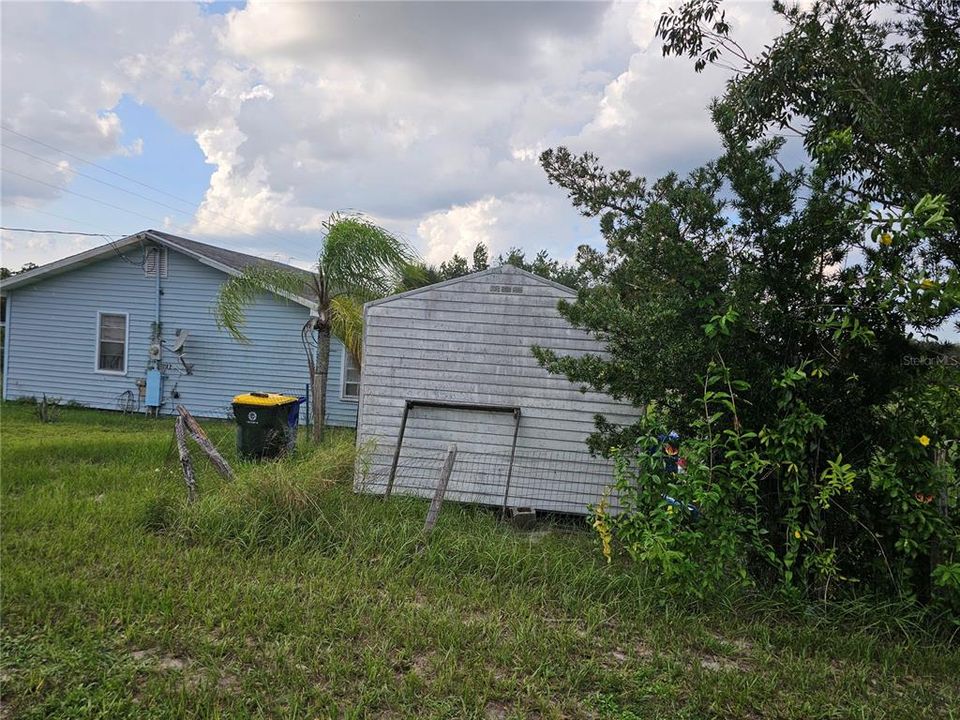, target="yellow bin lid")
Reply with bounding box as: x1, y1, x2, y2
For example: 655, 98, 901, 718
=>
232, 392, 298, 407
